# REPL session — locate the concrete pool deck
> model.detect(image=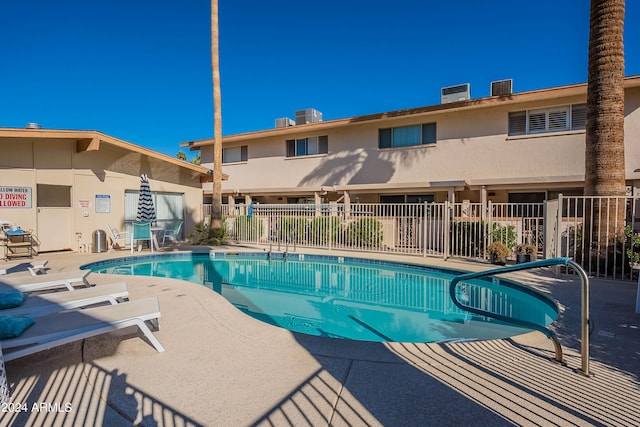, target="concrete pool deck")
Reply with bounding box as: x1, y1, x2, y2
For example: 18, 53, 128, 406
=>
1, 247, 639, 426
